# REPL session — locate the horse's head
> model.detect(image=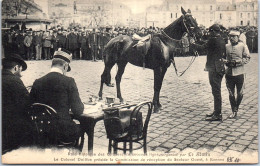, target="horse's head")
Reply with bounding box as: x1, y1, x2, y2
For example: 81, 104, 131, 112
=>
163, 7, 202, 40
181, 7, 202, 40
